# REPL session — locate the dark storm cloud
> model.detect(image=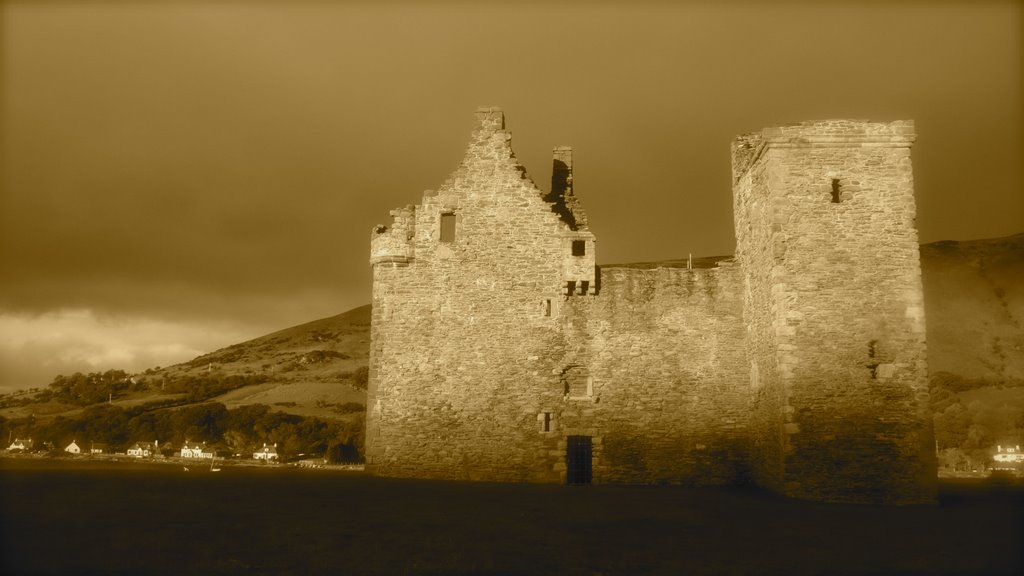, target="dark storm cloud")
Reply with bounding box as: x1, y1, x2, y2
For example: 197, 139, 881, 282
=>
0, 2, 1020, 388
